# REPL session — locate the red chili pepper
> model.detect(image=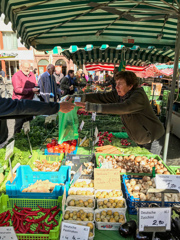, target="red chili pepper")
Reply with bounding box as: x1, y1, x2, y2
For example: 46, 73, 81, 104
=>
4, 211, 11, 222
50, 206, 58, 211
0, 222, 10, 226
0, 212, 6, 224
53, 218, 58, 226
12, 209, 25, 216
48, 209, 60, 222
44, 222, 52, 227
26, 209, 50, 223
38, 223, 49, 234
28, 229, 35, 234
